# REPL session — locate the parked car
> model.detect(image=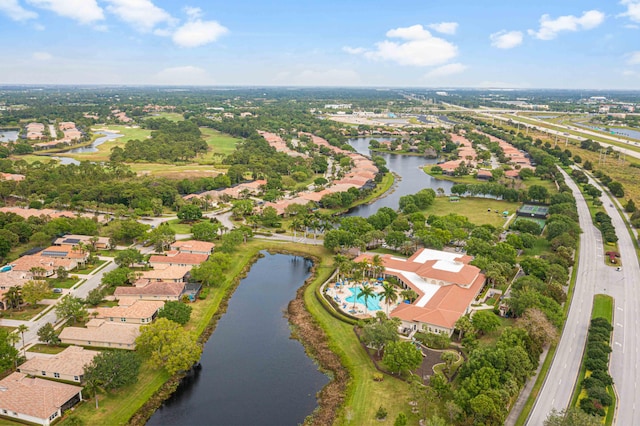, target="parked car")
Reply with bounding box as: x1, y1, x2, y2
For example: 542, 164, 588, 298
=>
52, 288, 63, 293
